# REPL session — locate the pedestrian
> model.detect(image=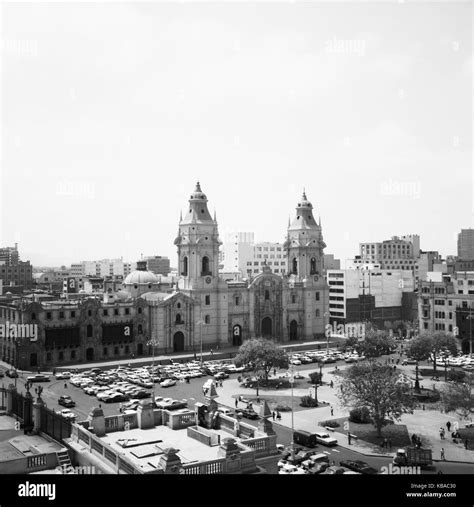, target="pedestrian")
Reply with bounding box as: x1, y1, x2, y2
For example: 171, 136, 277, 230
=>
422, 404, 425, 411
330, 406, 334, 416
440, 448, 445, 460
446, 421, 451, 432
272, 411, 275, 421
383, 438, 388, 449
194, 352, 197, 360
119, 403, 123, 413
99, 403, 102, 409
276, 411, 281, 421
238, 395, 242, 402
464, 439, 469, 450
396, 359, 400, 365
330, 380, 334, 389
64, 382, 67, 389
273, 368, 276, 376
348, 433, 352, 445
439, 428, 444, 440
235, 398, 238, 408
210, 348, 214, 356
